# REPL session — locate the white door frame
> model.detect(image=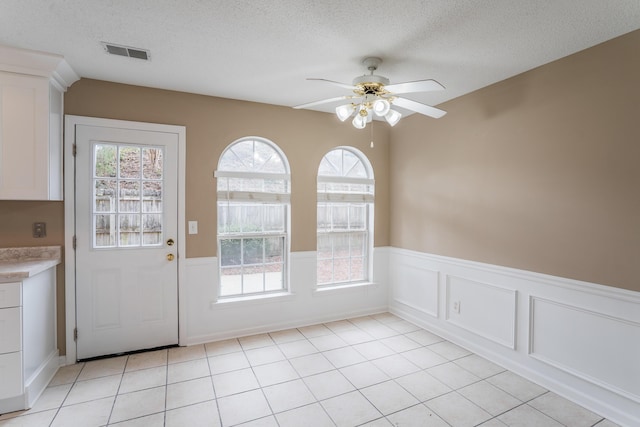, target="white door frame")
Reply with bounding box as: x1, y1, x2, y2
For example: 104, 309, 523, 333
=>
64, 115, 186, 364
